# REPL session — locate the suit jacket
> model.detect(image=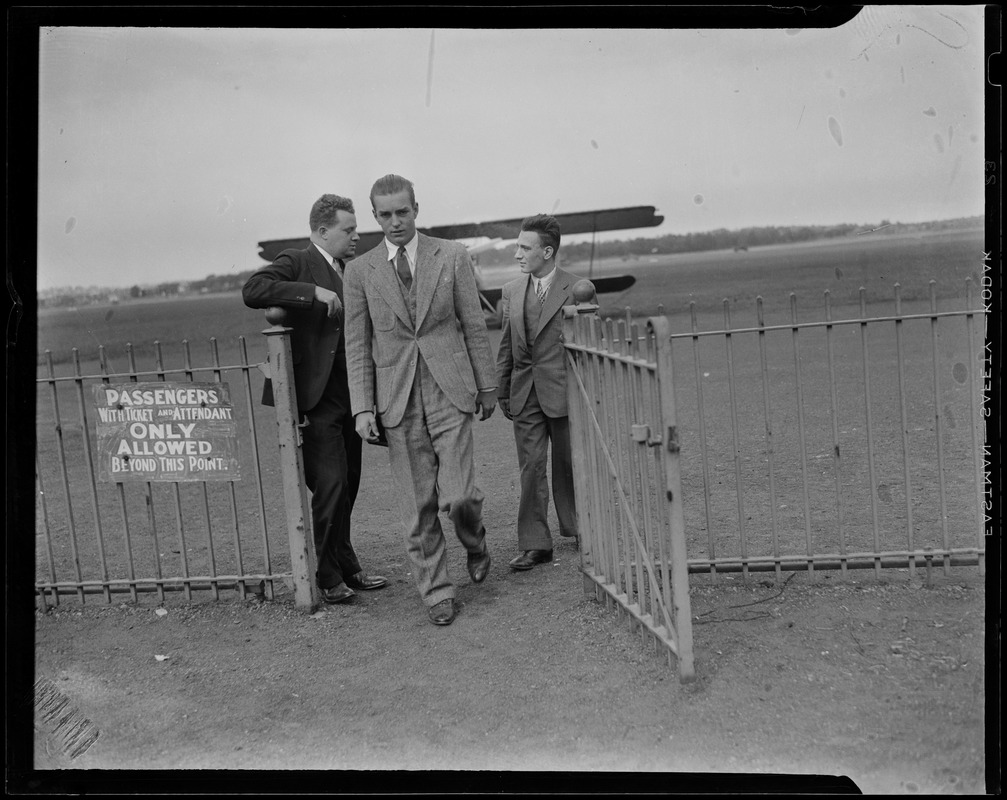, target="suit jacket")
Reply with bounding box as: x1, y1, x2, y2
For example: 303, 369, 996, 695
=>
496, 266, 578, 418
344, 233, 495, 428
242, 244, 345, 414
